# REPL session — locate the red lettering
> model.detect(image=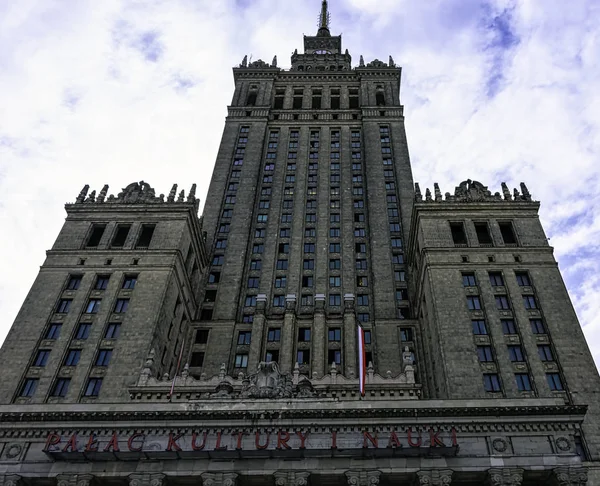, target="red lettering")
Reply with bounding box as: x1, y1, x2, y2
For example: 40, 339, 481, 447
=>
277, 430, 291, 450
192, 432, 208, 451
214, 431, 228, 451
331, 430, 337, 450
363, 431, 378, 449
43, 433, 61, 452
407, 427, 422, 448
85, 434, 98, 452
62, 434, 77, 453
387, 431, 402, 449
296, 431, 309, 449
234, 431, 247, 450
127, 433, 145, 452
429, 428, 445, 447
451, 427, 458, 447
167, 433, 183, 452
255, 431, 270, 450
103, 432, 120, 453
